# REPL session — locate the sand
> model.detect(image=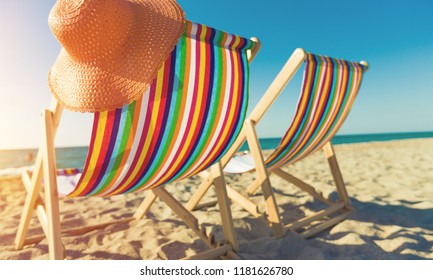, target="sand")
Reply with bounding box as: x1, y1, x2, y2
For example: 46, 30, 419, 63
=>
1, 138, 433, 260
